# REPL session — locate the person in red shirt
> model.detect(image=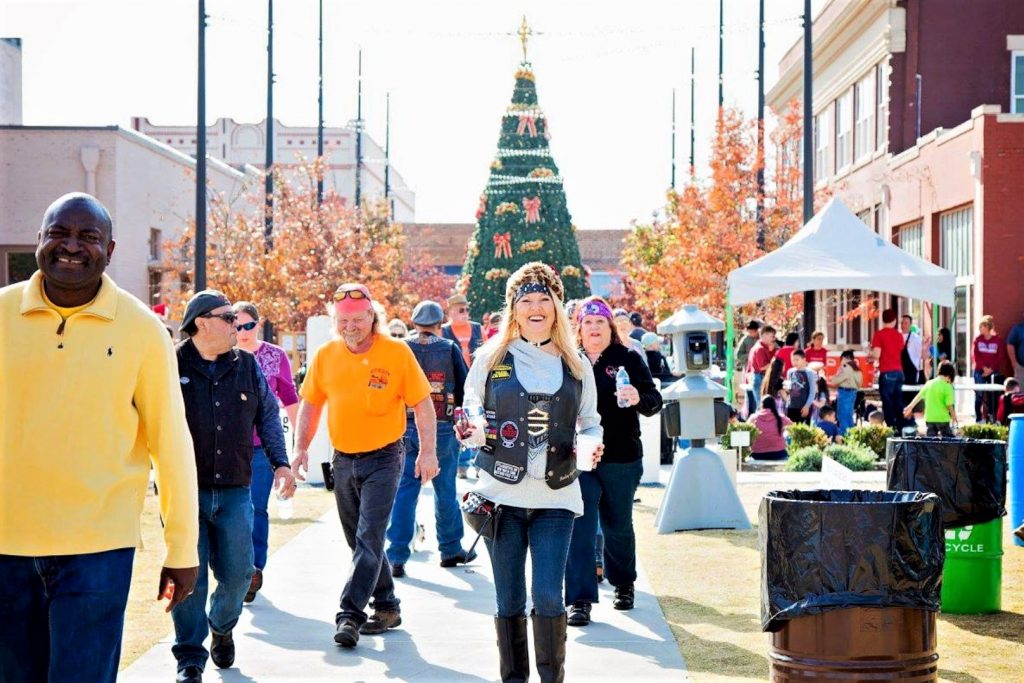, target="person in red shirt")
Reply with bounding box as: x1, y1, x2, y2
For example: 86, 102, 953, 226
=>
776, 332, 800, 375
972, 314, 1008, 422
744, 325, 777, 415
804, 331, 829, 366
871, 309, 910, 430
